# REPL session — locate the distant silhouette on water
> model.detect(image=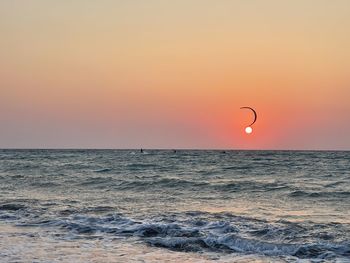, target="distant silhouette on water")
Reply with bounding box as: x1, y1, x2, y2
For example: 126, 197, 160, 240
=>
140, 148, 143, 153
